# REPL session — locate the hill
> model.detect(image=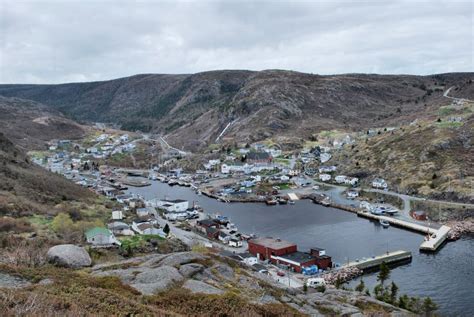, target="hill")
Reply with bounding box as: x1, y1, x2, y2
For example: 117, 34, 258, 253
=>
0, 132, 95, 218
1, 71, 472, 150
0, 96, 86, 150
